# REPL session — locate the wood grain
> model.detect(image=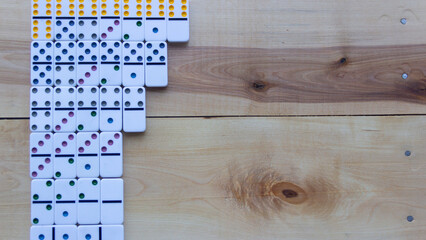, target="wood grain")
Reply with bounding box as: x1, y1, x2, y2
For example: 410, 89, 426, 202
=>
2, 117, 425, 239
1, 1, 426, 117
